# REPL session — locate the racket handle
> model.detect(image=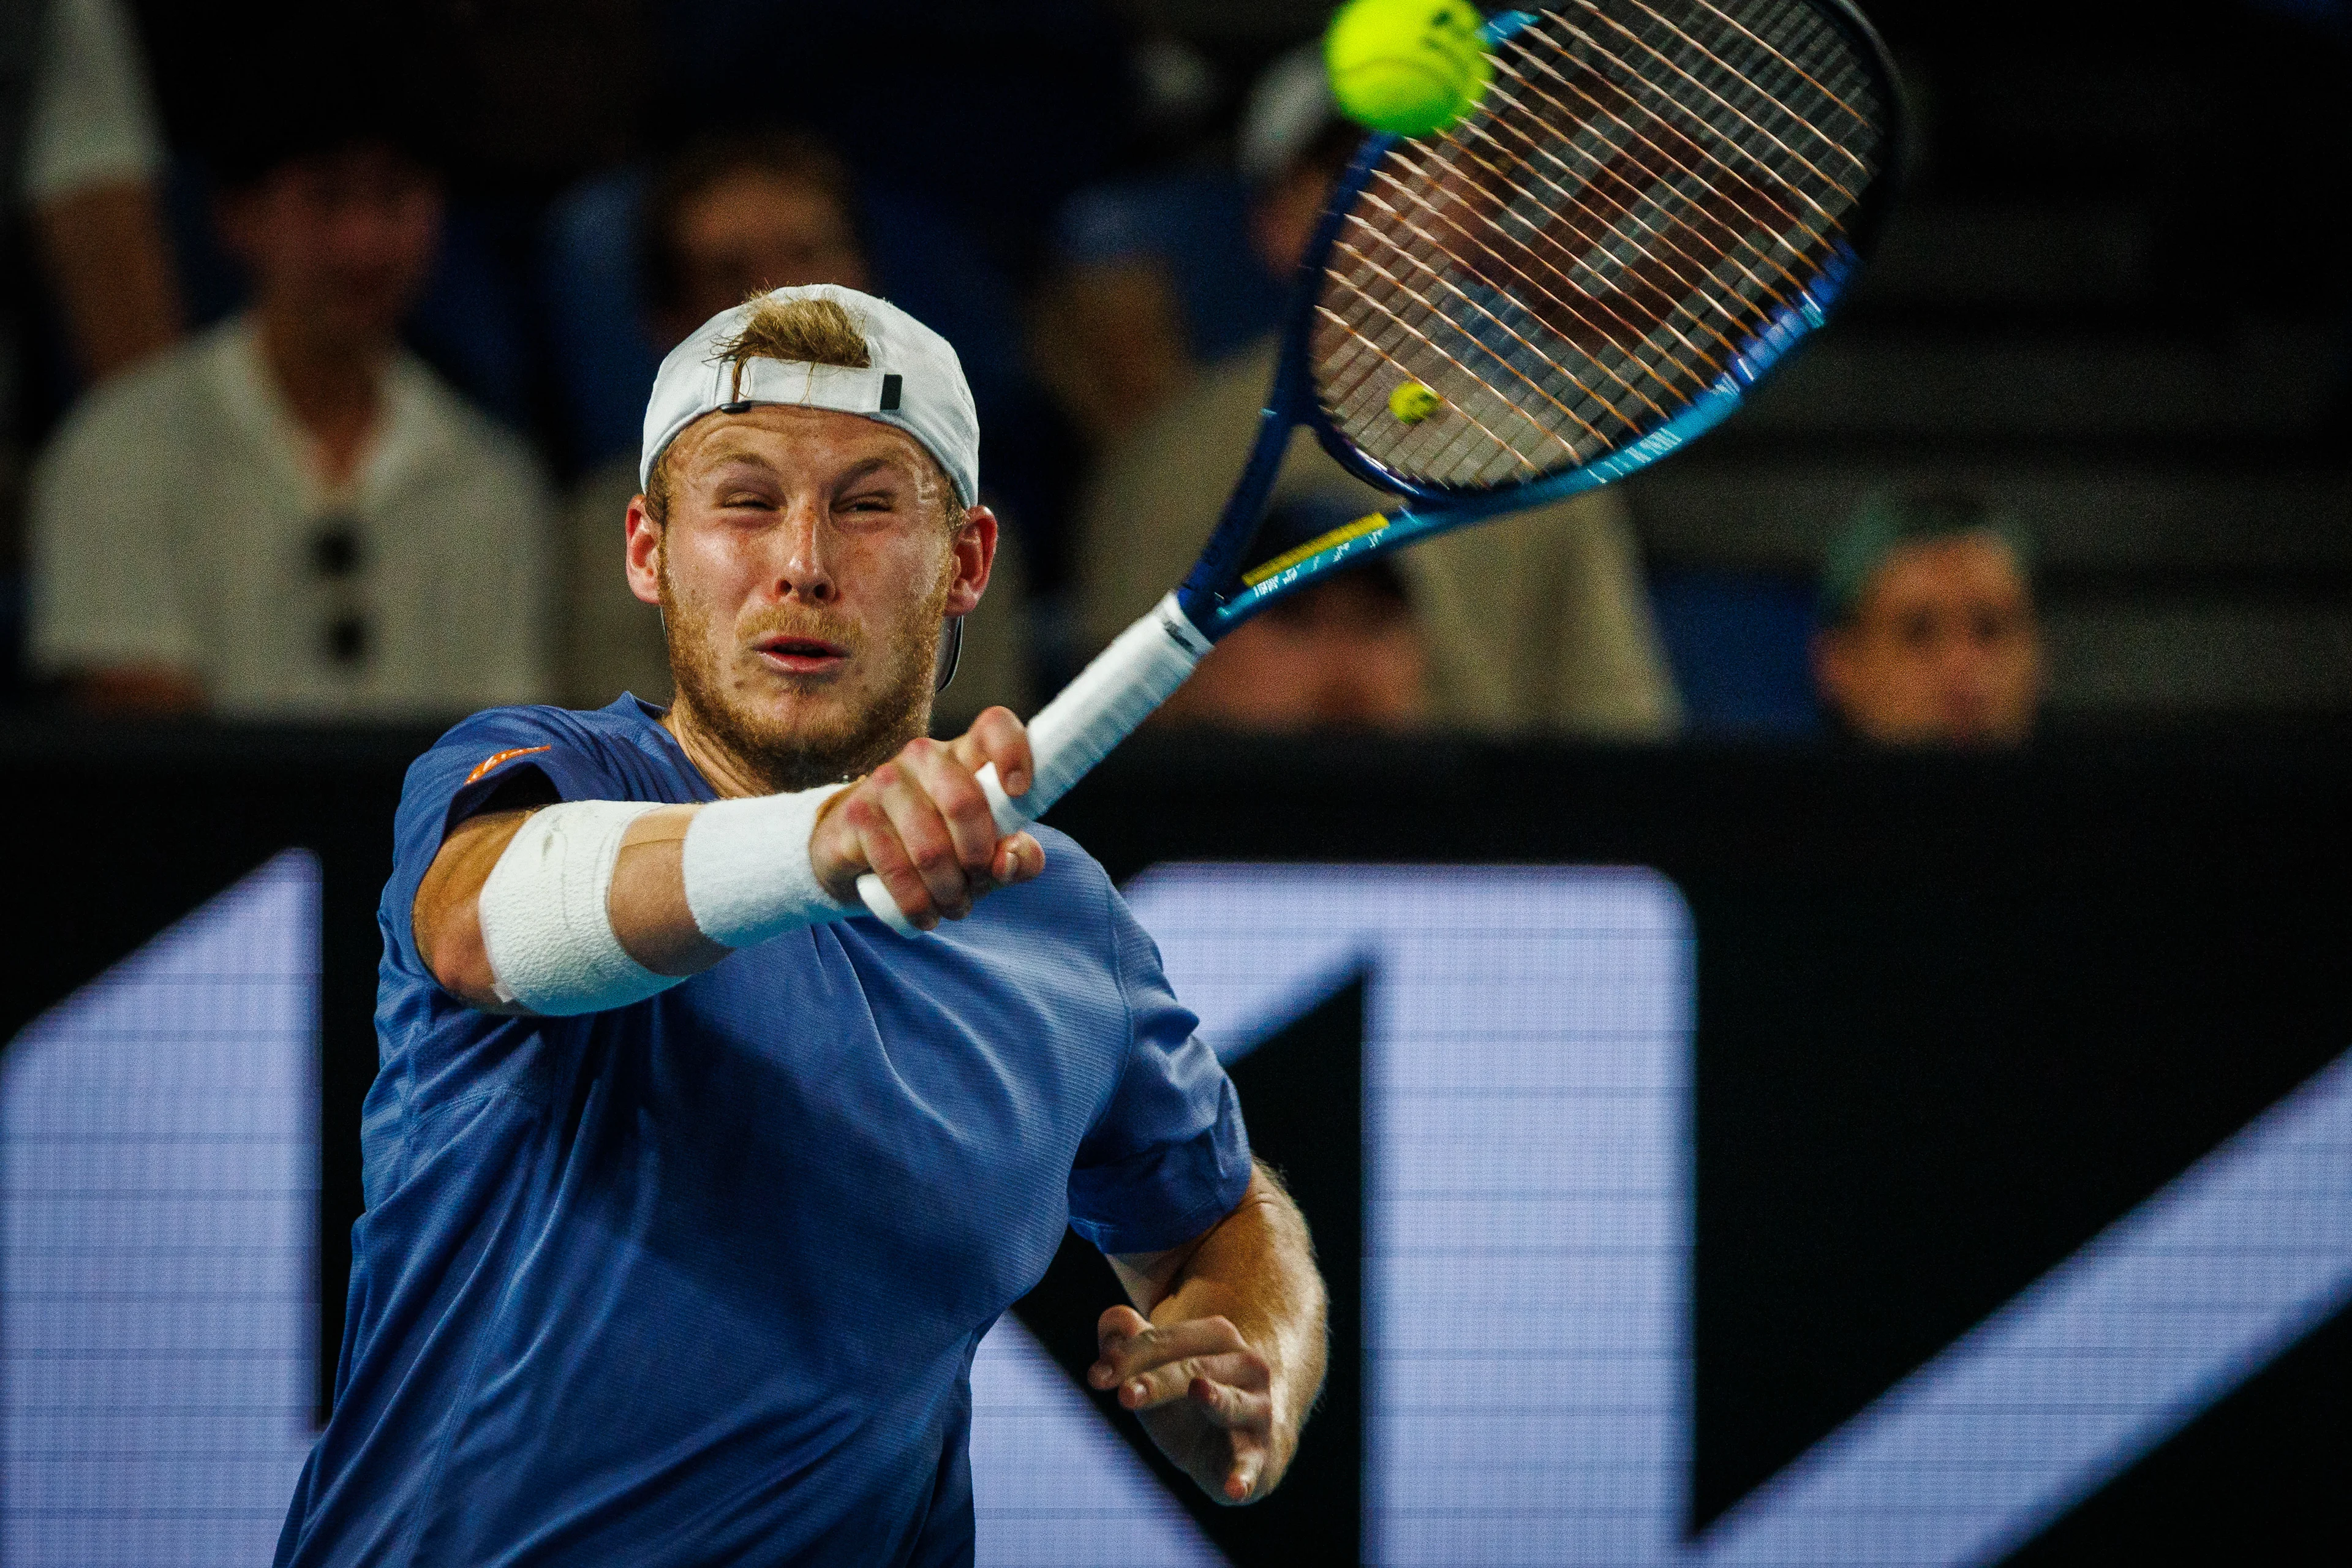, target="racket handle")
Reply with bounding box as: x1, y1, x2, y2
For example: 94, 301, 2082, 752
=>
855, 592, 1210, 935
